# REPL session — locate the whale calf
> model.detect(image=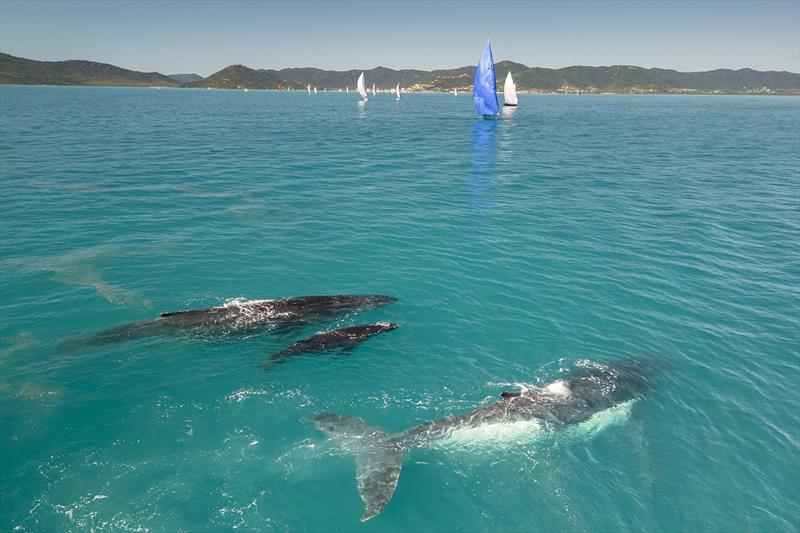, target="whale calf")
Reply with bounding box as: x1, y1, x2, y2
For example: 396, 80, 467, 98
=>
61, 295, 397, 349
313, 356, 665, 521
265, 322, 398, 367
